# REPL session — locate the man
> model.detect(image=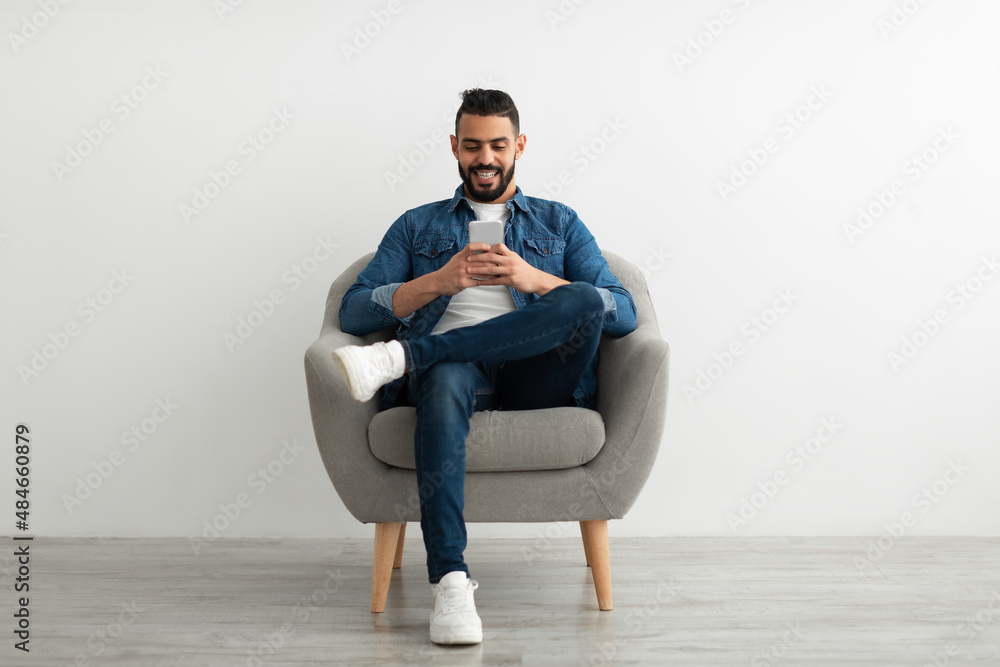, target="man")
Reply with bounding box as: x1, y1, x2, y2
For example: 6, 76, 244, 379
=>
333, 89, 636, 645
